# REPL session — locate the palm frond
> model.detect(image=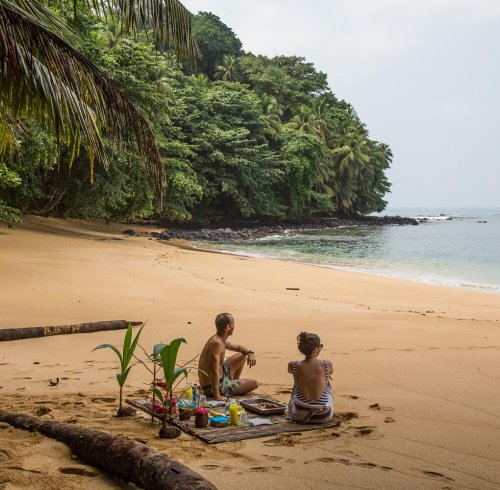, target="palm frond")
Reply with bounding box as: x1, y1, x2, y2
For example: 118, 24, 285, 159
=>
0, 1, 163, 194
85, 0, 200, 59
